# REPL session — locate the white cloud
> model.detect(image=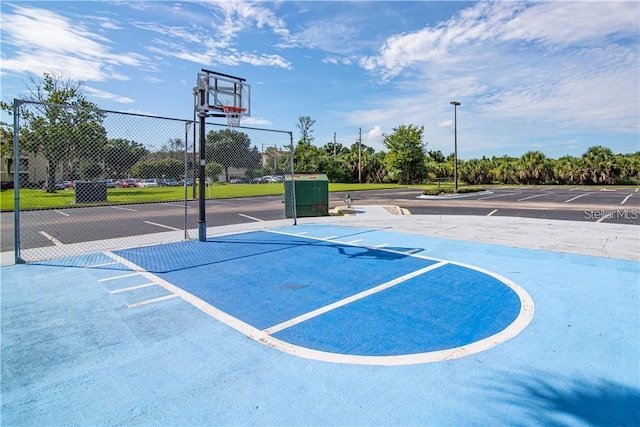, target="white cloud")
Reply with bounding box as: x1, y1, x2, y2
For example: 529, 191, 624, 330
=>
351, 1, 639, 156
85, 86, 134, 104
361, 1, 639, 80
363, 125, 385, 148
1, 5, 147, 82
